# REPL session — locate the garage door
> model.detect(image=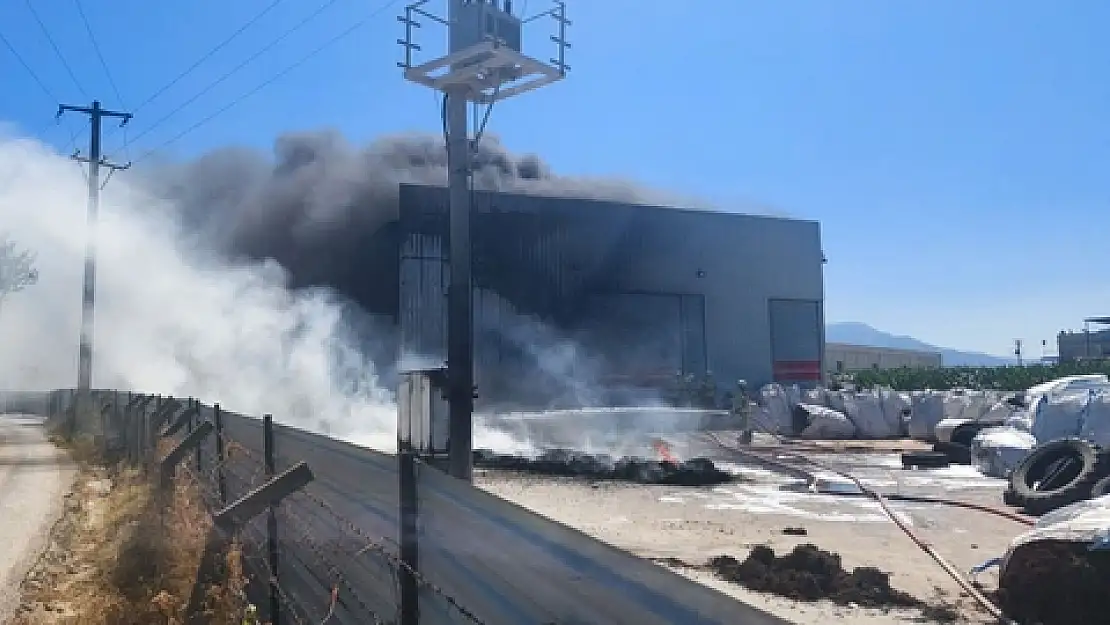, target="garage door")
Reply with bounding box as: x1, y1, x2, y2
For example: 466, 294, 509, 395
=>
768, 299, 822, 386
580, 293, 707, 385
